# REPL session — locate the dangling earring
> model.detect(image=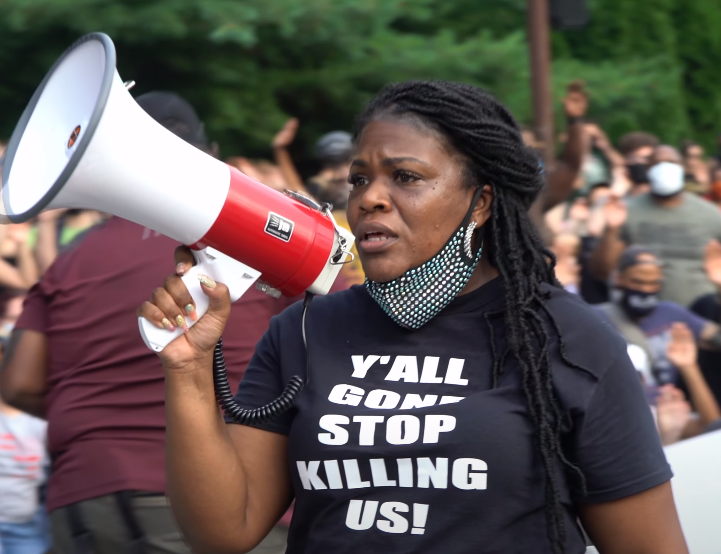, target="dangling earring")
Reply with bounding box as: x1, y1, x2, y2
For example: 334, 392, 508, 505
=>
464, 221, 477, 258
